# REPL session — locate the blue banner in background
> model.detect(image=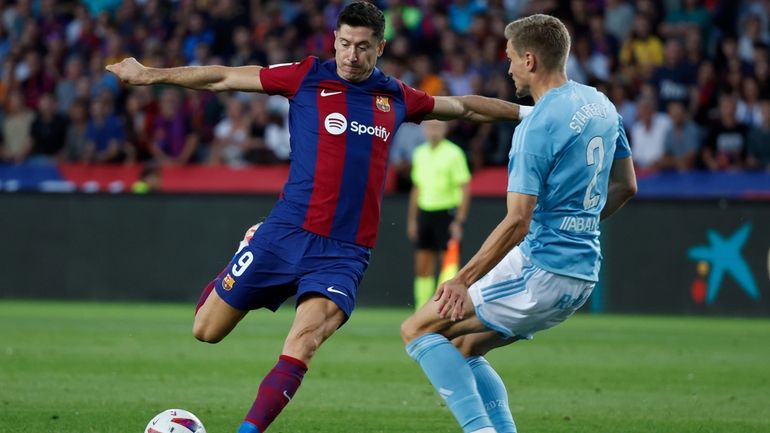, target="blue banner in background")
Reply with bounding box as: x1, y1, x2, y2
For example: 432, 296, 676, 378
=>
635, 171, 770, 199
